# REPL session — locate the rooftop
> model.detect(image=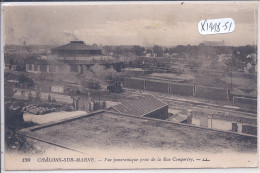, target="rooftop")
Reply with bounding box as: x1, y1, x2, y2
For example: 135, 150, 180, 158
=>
51, 41, 101, 51
112, 94, 168, 116
25, 57, 123, 65
122, 68, 148, 71
22, 112, 257, 153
